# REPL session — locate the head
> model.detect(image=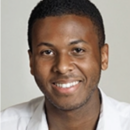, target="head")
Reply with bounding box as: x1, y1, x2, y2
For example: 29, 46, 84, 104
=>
28, 0, 105, 51
28, 0, 108, 111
